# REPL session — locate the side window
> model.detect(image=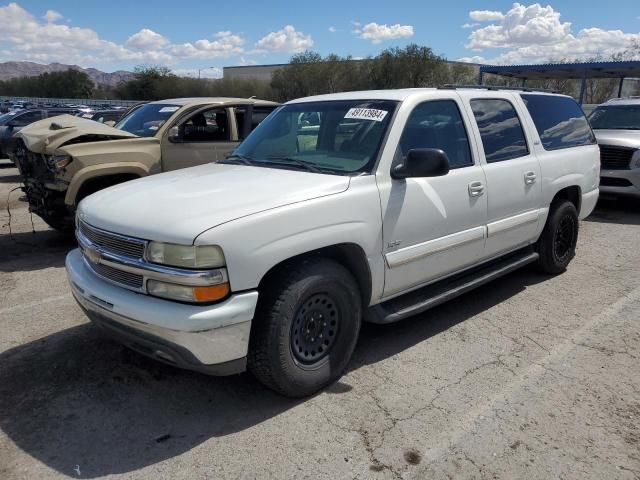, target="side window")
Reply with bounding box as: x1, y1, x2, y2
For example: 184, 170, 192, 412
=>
398, 100, 473, 169
182, 108, 229, 142
234, 106, 277, 140
296, 111, 321, 152
470, 99, 529, 163
521, 94, 595, 150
